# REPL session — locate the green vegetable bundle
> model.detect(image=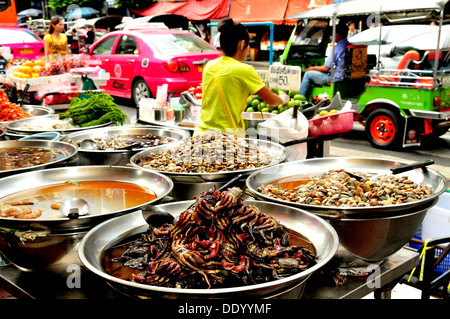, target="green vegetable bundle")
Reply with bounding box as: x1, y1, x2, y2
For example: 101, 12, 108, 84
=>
59, 93, 127, 127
